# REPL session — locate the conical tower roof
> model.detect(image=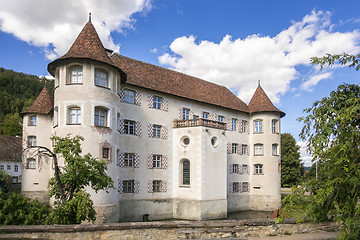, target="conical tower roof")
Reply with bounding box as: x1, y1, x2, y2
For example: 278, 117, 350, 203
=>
22, 87, 53, 115
47, 18, 122, 76
249, 83, 285, 118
